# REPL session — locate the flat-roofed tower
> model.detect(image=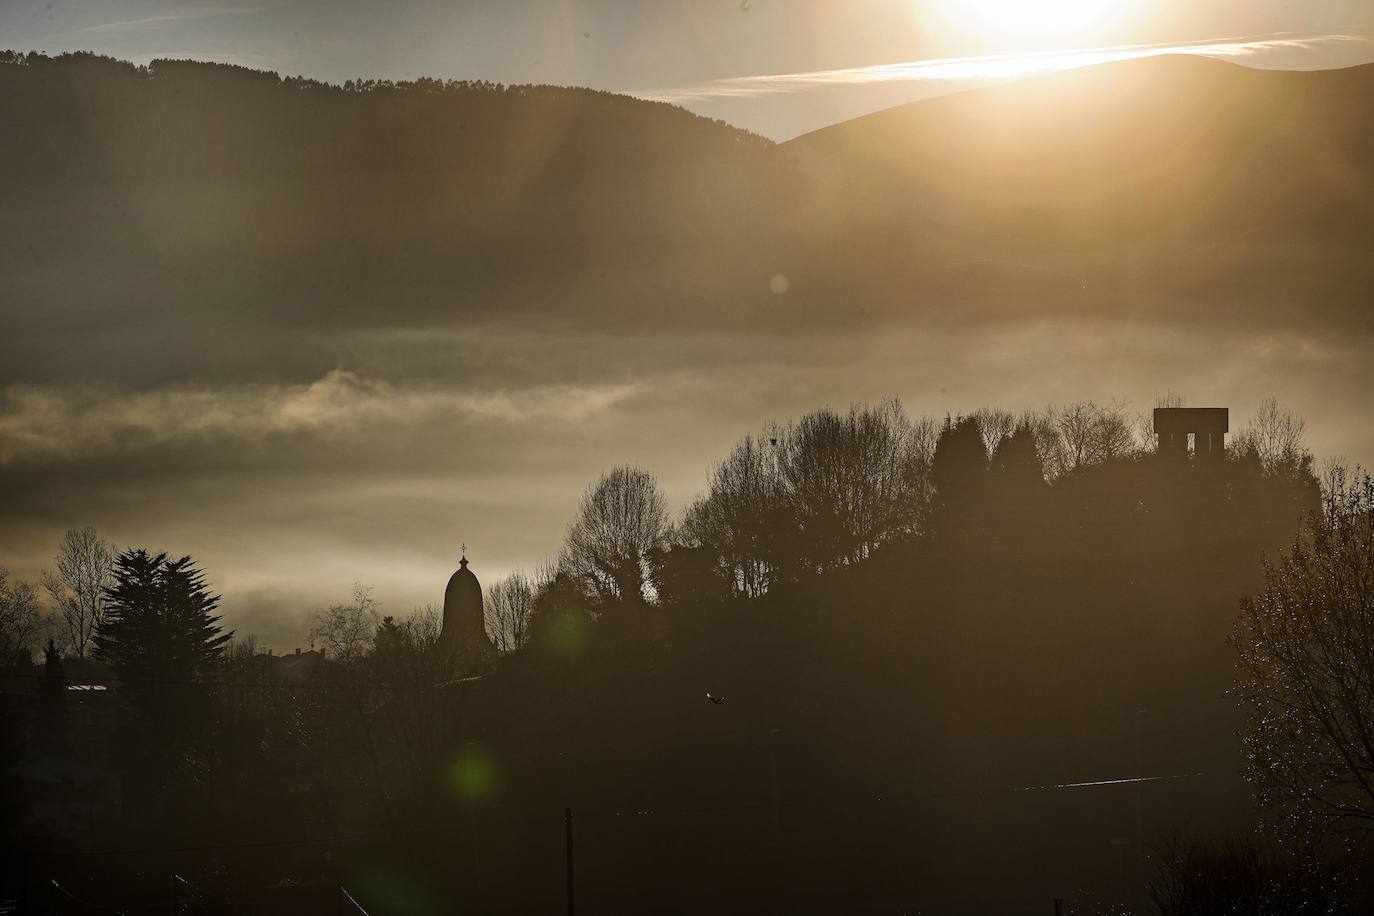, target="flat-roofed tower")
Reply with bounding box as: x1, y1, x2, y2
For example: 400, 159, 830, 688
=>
1153, 407, 1228, 459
